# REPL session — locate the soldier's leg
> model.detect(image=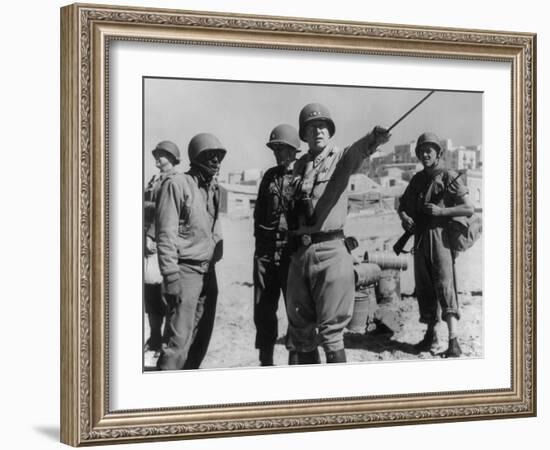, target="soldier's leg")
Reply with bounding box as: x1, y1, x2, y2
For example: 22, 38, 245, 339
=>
414, 235, 439, 325
144, 283, 164, 352
253, 255, 281, 365
310, 241, 355, 363
431, 229, 460, 321
278, 253, 298, 365
157, 265, 204, 370
183, 268, 219, 370
286, 247, 318, 363
431, 229, 461, 357
413, 234, 440, 350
